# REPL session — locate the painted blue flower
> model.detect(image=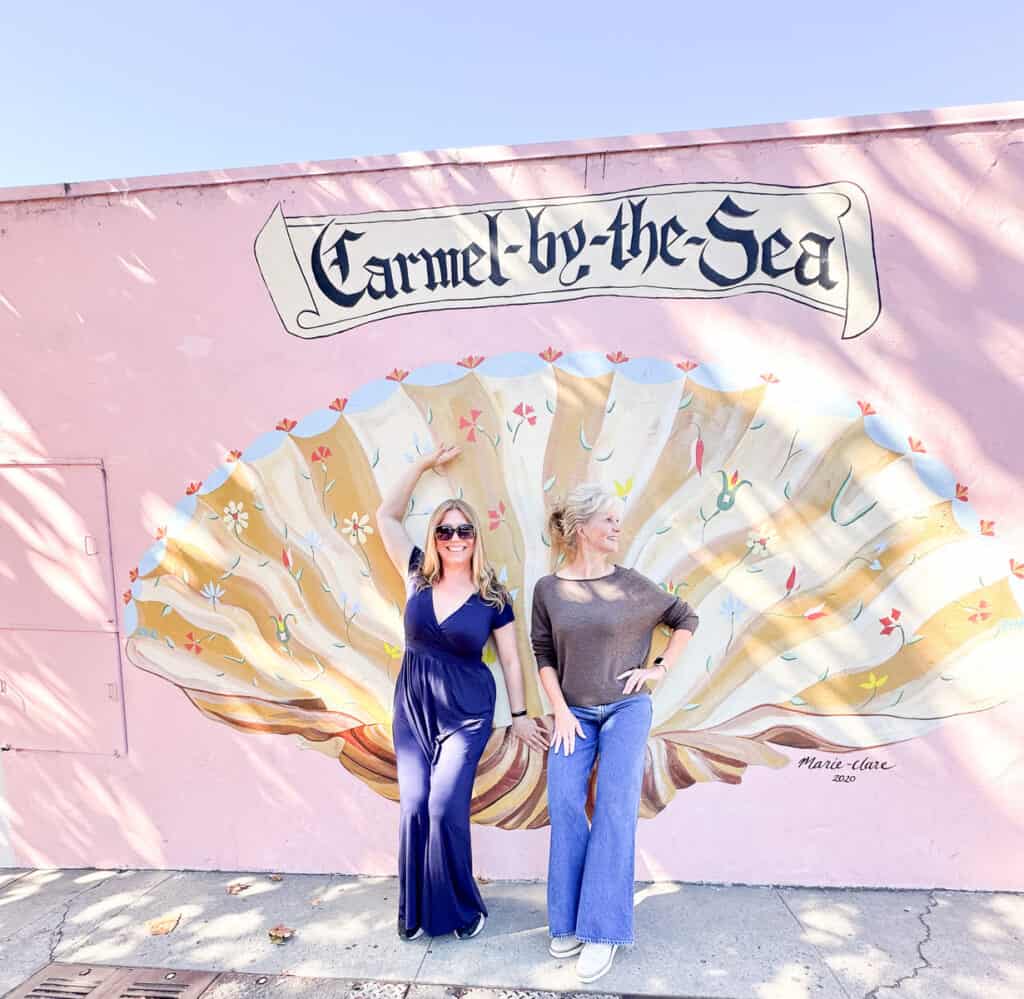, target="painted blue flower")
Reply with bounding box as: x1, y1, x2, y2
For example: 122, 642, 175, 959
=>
719, 593, 746, 618
201, 581, 225, 608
